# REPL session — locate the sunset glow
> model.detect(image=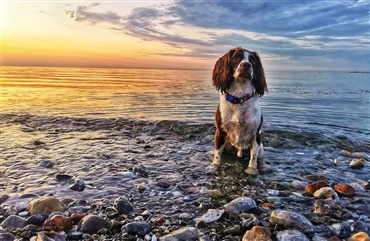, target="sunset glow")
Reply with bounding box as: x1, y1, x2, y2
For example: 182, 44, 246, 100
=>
1, 1, 369, 70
